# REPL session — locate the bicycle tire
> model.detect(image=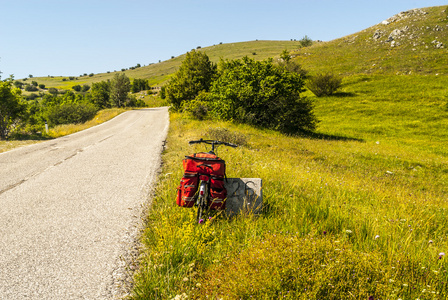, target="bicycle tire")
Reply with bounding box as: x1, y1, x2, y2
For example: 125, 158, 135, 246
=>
197, 195, 206, 223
